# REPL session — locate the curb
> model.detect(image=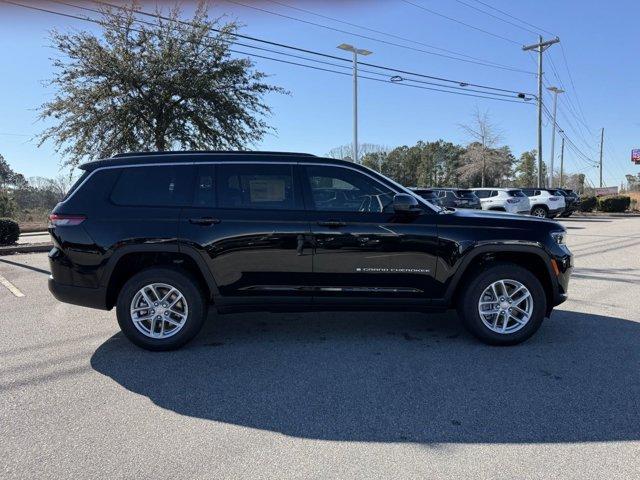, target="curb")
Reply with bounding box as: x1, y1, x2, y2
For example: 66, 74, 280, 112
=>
0, 243, 52, 256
